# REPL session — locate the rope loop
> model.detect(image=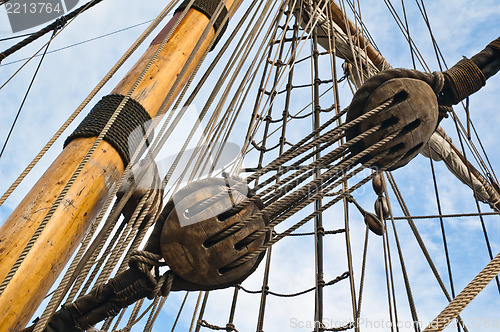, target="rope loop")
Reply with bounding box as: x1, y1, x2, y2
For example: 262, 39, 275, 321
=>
55, 16, 68, 29
431, 71, 445, 94
129, 250, 164, 268
151, 270, 175, 298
